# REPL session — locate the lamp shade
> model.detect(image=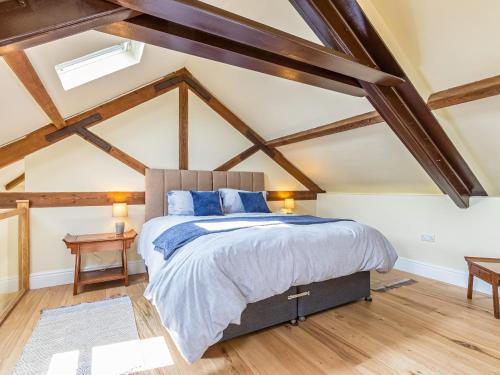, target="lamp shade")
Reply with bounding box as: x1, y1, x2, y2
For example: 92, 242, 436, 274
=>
284, 198, 295, 210
112, 203, 128, 218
